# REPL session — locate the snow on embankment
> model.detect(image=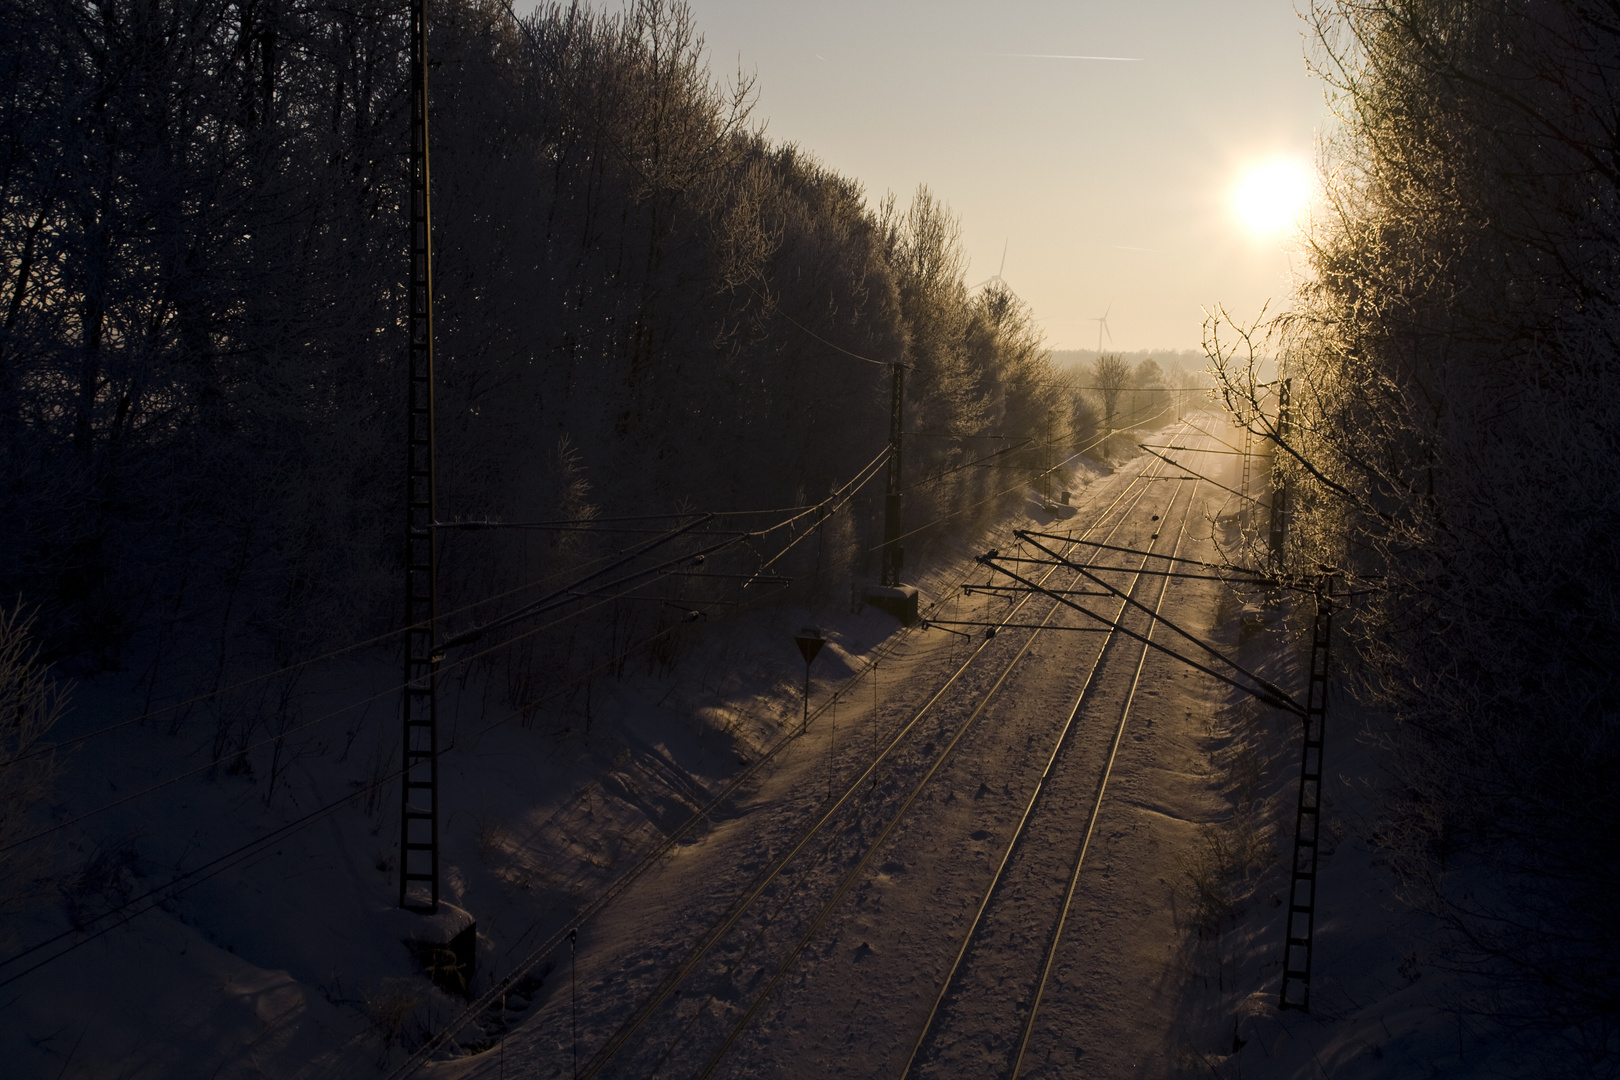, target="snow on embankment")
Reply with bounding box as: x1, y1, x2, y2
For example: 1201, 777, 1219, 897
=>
1167, 580, 1525, 1077
0, 453, 1114, 1079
